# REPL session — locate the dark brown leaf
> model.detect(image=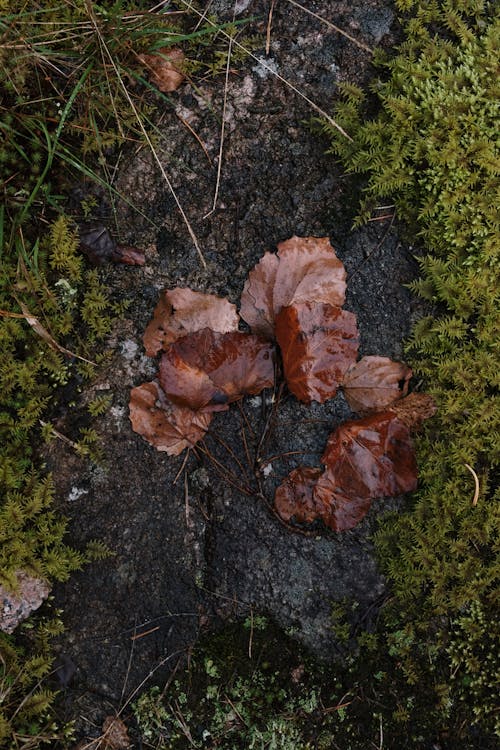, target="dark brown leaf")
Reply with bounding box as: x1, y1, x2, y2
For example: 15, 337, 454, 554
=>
143, 288, 239, 357
159, 329, 274, 410
129, 381, 211, 455
342, 355, 412, 414
139, 47, 185, 92
79, 223, 144, 266
275, 302, 359, 403
274, 466, 323, 524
